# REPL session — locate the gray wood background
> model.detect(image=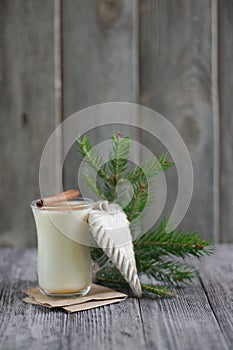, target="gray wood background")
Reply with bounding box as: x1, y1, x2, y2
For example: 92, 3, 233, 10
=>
0, 0, 232, 246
